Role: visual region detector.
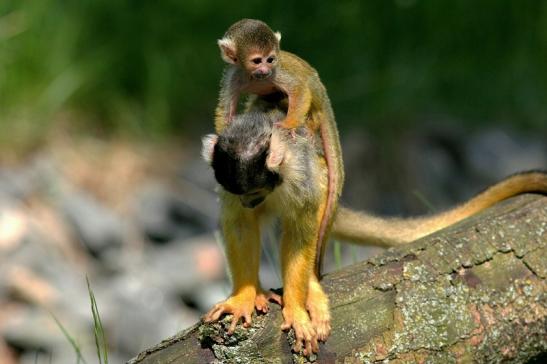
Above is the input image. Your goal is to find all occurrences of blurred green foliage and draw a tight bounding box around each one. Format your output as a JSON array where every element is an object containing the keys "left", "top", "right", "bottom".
[{"left": 1, "top": 0, "right": 546, "bottom": 141}]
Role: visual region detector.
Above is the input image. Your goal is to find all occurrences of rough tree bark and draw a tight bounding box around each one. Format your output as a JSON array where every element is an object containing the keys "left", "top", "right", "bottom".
[{"left": 128, "top": 194, "right": 547, "bottom": 364}]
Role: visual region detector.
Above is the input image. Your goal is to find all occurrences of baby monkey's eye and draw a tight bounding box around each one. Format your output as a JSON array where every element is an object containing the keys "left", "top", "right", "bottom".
[
  {"left": 267, "top": 56, "right": 275, "bottom": 63},
  {"left": 252, "top": 57, "right": 262, "bottom": 64}
]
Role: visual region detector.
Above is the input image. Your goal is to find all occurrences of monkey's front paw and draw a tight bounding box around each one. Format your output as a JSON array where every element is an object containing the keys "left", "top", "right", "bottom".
[
  {"left": 281, "top": 307, "right": 318, "bottom": 356},
  {"left": 203, "top": 294, "right": 255, "bottom": 334},
  {"left": 275, "top": 117, "right": 298, "bottom": 130},
  {"left": 255, "top": 289, "right": 283, "bottom": 313},
  {"left": 274, "top": 123, "right": 298, "bottom": 140}
]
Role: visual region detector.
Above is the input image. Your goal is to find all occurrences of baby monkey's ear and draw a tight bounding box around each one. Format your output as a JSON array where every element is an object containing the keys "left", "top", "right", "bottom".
[
  {"left": 274, "top": 31, "right": 281, "bottom": 42},
  {"left": 201, "top": 134, "right": 218, "bottom": 164},
  {"left": 266, "top": 132, "right": 285, "bottom": 172},
  {"left": 217, "top": 37, "right": 237, "bottom": 64}
]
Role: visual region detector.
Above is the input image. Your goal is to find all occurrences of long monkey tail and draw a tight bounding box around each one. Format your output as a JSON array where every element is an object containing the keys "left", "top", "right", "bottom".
[
  {"left": 314, "top": 105, "right": 345, "bottom": 277},
  {"left": 331, "top": 170, "right": 547, "bottom": 247}
]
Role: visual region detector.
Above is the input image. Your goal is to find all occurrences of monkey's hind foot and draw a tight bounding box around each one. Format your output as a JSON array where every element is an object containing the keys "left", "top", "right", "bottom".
[
  {"left": 306, "top": 282, "right": 331, "bottom": 342},
  {"left": 255, "top": 289, "right": 283, "bottom": 313},
  {"left": 203, "top": 293, "right": 256, "bottom": 334},
  {"left": 306, "top": 300, "right": 331, "bottom": 342},
  {"left": 281, "top": 306, "right": 319, "bottom": 356}
]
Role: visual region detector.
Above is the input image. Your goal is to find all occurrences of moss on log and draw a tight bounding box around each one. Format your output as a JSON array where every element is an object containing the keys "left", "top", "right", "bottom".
[{"left": 128, "top": 194, "right": 547, "bottom": 364}]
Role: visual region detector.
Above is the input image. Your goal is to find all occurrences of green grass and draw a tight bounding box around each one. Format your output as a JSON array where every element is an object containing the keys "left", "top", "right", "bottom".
[
  {"left": 333, "top": 240, "right": 342, "bottom": 270},
  {"left": 412, "top": 190, "right": 437, "bottom": 213},
  {"left": 350, "top": 245, "right": 358, "bottom": 265},
  {"left": 50, "top": 276, "right": 109, "bottom": 364},
  {"left": 50, "top": 312, "right": 88, "bottom": 364},
  {"left": 86, "top": 276, "right": 109, "bottom": 364}
]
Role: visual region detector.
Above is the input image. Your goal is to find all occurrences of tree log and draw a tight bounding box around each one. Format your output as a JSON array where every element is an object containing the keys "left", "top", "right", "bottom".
[{"left": 128, "top": 194, "right": 547, "bottom": 364}]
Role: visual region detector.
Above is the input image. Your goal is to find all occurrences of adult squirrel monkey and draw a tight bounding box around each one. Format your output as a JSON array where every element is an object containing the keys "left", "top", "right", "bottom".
[
  {"left": 202, "top": 107, "right": 547, "bottom": 355},
  {"left": 203, "top": 108, "right": 332, "bottom": 355},
  {"left": 215, "top": 18, "right": 343, "bottom": 276}
]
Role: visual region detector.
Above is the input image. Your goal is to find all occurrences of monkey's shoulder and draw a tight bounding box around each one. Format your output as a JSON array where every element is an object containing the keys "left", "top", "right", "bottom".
[{"left": 279, "top": 50, "right": 318, "bottom": 76}]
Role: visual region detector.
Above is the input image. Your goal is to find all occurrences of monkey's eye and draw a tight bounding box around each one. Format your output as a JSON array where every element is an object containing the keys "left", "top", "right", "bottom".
[
  {"left": 251, "top": 57, "right": 262, "bottom": 65},
  {"left": 267, "top": 56, "right": 275, "bottom": 63}
]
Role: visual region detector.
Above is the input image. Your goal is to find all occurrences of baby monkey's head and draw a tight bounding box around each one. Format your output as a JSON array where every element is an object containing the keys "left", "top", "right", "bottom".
[
  {"left": 218, "top": 19, "right": 281, "bottom": 80},
  {"left": 202, "top": 111, "right": 286, "bottom": 208}
]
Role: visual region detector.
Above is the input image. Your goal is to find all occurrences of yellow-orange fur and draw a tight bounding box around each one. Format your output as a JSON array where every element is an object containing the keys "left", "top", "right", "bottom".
[
  {"left": 214, "top": 19, "right": 344, "bottom": 278},
  {"left": 332, "top": 171, "right": 547, "bottom": 247},
  {"left": 204, "top": 109, "right": 331, "bottom": 354},
  {"left": 203, "top": 105, "right": 547, "bottom": 356}
]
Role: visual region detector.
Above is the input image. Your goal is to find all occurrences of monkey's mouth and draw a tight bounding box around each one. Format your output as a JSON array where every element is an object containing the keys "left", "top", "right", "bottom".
[
  {"left": 252, "top": 71, "right": 272, "bottom": 80},
  {"left": 241, "top": 196, "right": 265, "bottom": 208}
]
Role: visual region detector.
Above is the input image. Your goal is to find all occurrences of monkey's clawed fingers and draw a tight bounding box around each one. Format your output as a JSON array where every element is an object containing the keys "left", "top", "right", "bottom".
[
  {"left": 281, "top": 307, "right": 319, "bottom": 356},
  {"left": 312, "top": 317, "right": 331, "bottom": 342},
  {"left": 203, "top": 297, "right": 254, "bottom": 334},
  {"left": 306, "top": 302, "right": 331, "bottom": 342},
  {"left": 255, "top": 289, "right": 283, "bottom": 313},
  {"left": 273, "top": 122, "right": 298, "bottom": 140},
  {"left": 288, "top": 128, "right": 297, "bottom": 139}
]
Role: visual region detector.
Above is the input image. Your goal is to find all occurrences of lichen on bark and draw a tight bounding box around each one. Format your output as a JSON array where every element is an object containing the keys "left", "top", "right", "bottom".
[{"left": 128, "top": 194, "right": 547, "bottom": 364}]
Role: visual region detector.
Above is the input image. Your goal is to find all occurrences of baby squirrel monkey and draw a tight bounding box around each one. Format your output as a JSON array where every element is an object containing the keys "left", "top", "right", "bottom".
[
  {"left": 202, "top": 106, "right": 547, "bottom": 355},
  {"left": 215, "top": 18, "right": 343, "bottom": 275}
]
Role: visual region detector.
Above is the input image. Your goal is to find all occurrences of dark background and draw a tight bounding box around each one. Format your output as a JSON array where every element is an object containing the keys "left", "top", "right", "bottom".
[{"left": 1, "top": 0, "right": 546, "bottom": 142}]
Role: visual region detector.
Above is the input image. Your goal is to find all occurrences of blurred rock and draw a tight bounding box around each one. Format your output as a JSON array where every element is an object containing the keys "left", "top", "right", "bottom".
[
  {"left": 189, "top": 282, "right": 229, "bottom": 313},
  {"left": 169, "top": 195, "right": 215, "bottom": 234},
  {"left": 135, "top": 183, "right": 213, "bottom": 244},
  {"left": 0, "top": 127, "right": 544, "bottom": 364},
  {"left": 1, "top": 228, "right": 85, "bottom": 292},
  {"left": 0, "top": 168, "right": 34, "bottom": 201},
  {"left": 0, "top": 338, "right": 17, "bottom": 364},
  {"left": 140, "top": 234, "right": 224, "bottom": 295},
  {"left": 61, "top": 190, "right": 124, "bottom": 260},
  {"left": 465, "top": 128, "right": 547, "bottom": 181},
  {"left": 178, "top": 156, "right": 217, "bottom": 192},
  {"left": 0, "top": 206, "right": 27, "bottom": 252},
  {"left": 0, "top": 154, "right": 64, "bottom": 202},
  {"left": 93, "top": 273, "right": 199, "bottom": 357},
  {"left": 19, "top": 349, "right": 126, "bottom": 364},
  {"left": 177, "top": 155, "right": 221, "bottom": 222},
  {"left": 1, "top": 307, "right": 64, "bottom": 353},
  {"left": 5, "top": 266, "right": 58, "bottom": 307}
]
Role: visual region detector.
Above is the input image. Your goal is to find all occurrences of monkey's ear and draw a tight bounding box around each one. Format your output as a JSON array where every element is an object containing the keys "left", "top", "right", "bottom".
[
  {"left": 217, "top": 38, "right": 237, "bottom": 64},
  {"left": 266, "top": 132, "right": 285, "bottom": 172},
  {"left": 274, "top": 31, "right": 282, "bottom": 42},
  {"left": 201, "top": 134, "right": 218, "bottom": 164}
]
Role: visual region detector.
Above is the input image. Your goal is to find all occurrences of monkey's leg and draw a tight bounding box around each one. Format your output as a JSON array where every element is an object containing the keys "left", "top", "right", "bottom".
[
  {"left": 203, "top": 198, "right": 261, "bottom": 333},
  {"left": 306, "top": 274, "right": 331, "bottom": 341},
  {"left": 278, "top": 86, "right": 312, "bottom": 130},
  {"left": 280, "top": 216, "right": 320, "bottom": 355}
]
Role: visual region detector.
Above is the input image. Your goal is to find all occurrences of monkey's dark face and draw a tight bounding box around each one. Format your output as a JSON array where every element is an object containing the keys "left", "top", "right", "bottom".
[
  {"left": 244, "top": 48, "right": 278, "bottom": 80},
  {"left": 212, "top": 134, "right": 282, "bottom": 208}
]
